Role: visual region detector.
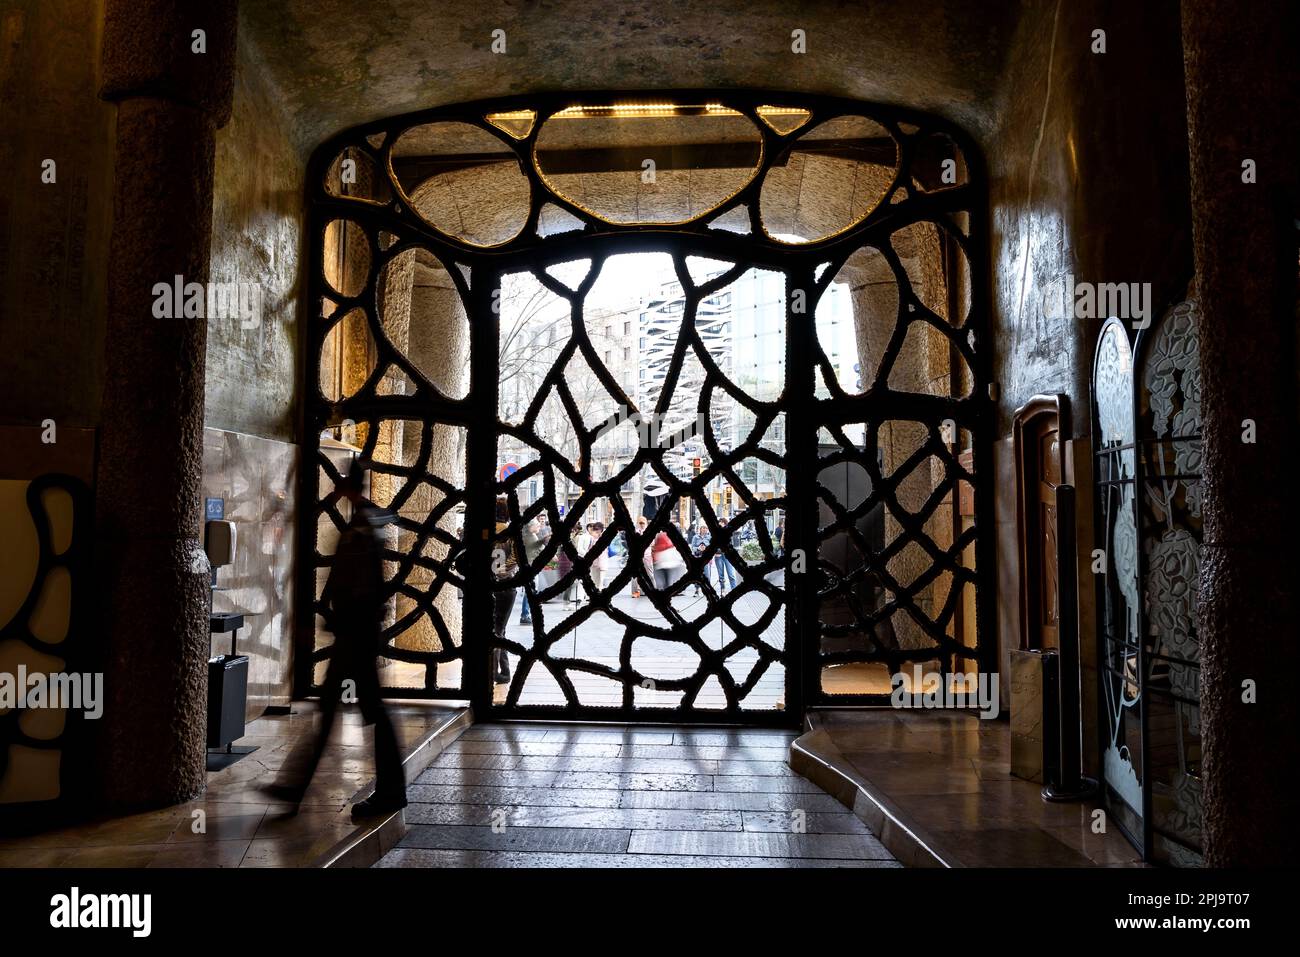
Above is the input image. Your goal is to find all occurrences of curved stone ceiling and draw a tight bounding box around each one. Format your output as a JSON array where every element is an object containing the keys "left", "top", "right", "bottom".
[{"left": 240, "top": 0, "right": 1020, "bottom": 156}]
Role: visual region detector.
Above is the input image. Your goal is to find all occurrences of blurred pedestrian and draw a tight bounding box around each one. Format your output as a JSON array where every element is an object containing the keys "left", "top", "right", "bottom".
[
  {"left": 587, "top": 521, "right": 609, "bottom": 593},
  {"left": 650, "top": 526, "right": 686, "bottom": 591},
  {"left": 265, "top": 459, "right": 405, "bottom": 820},
  {"left": 690, "top": 521, "right": 712, "bottom": 595},
  {"left": 563, "top": 524, "right": 590, "bottom": 606},
  {"left": 631, "top": 516, "right": 649, "bottom": 597},
  {"left": 491, "top": 496, "right": 519, "bottom": 683},
  {"left": 519, "top": 515, "right": 550, "bottom": 624},
  {"left": 712, "top": 523, "right": 739, "bottom": 593}
]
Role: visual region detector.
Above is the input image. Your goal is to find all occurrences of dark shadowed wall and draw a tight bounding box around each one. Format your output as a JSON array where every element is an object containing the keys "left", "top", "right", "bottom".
[
  {"left": 202, "top": 26, "right": 305, "bottom": 716},
  {"left": 987, "top": 0, "right": 1193, "bottom": 772},
  {"left": 0, "top": 0, "right": 115, "bottom": 430}
]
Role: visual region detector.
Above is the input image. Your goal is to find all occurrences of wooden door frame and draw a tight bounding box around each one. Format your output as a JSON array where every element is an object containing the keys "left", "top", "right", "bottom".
[{"left": 1012, "top": 393, "right": 1071, "bottom": 651}]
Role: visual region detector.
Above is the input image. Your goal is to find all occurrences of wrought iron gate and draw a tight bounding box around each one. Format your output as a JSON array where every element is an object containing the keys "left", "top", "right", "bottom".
[
  {"left": 297, "top": 91, "right": 993, "bottom": 724},
  {"left": 1093, "top": 298, "right": 1204, "bottom": 864}
]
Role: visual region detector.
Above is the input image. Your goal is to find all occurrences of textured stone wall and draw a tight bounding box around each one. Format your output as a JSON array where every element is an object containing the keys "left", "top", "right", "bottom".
[
  {"left": 987, "top": 0, "right": 1194, "bottom": 766},
  {"left": 201, "top": 427, "right": 296, "bottom": 719},
  {"left": 990, "top": 0, "right": 1193, "bottom": 433},
  {"left": 94, "top": 0, "right": 238, "bottom": 808},
  {"left": 0, "top": 0, "right": 115, "bottom": 428},
  {"left": 202, "top": 23, "right": 304, "bottom": 720},
  {"left": 241, "top": 0, "right": 1020, "bottom": 158},
  {"left": 206, "top": 30, "right": 303, "bottom": 441},
  {"left": 1182, "top": 0, "right": 1300, "bottom": 866}
]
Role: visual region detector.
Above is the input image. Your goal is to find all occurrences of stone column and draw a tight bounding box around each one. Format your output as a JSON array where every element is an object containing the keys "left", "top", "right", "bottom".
[
  {"left": 1181, "top": 0, "right": 1300, "bottom": 865},
  {"left": 94, "top": 1, "right": 238, "bottom": 807},
  {"left": 394, "top": 263, "right": 470, "bottom": 652},
  {"left": 846, "top": 229, "right": 954, "bottom": 653}
]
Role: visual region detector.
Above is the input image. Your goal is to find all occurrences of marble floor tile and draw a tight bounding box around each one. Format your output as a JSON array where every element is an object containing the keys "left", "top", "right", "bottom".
[
  {"left": 148, "top": 841, "right": 251, "bottom": 868},
  {"left": 1, "top": 703, "right": 465, "bottom": 869},
  {"left": 808, "top": 710, "right": 1143, "bottom": 867},
  {"left": 376, "top": 722, "right": 895, "bottom": 869},
  {"left": 377, "top": 848, "right": 896, "bottom": 868}
]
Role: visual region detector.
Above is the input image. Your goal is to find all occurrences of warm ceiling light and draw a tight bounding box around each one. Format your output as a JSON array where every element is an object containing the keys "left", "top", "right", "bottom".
[{"left": 549, "top": 102, "right": 739, "bottom": 119}]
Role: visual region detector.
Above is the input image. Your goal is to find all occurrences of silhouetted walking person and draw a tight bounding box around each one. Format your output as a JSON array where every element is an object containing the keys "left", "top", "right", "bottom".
[
  {"left": 267, "top": 459, "right": 406, "bottom": 820},
  {"left": 492, "top": 496, "right": 519, "bottom": 683}
]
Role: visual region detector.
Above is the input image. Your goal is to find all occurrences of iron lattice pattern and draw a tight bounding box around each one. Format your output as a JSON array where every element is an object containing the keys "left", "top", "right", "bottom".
[
  {"left": 0, "top": 475, "right": 91, "bottom": 816},
  {"left": 301, "top": 91, "right": 991, "bottom": 719}
]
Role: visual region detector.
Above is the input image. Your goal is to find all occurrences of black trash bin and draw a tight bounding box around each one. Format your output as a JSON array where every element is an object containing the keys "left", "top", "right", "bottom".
[
  {"left": 207, "top": 612, "right": 252, "bottom": 763},
  {"left": 207, "top": 652, "right": 249, "bottom": 748}
]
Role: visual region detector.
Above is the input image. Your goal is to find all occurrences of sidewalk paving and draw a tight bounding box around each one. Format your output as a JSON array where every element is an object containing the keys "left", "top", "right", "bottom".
[{"left": 500, "top": 567, "right": 787, "bottom": 709}]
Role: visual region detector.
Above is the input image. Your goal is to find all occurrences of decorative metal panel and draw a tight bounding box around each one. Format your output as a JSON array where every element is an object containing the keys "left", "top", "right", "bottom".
[
  {"left": 0, "top": 474, "right": 92, "bottom": 820},
  {"left": 1137, "top": 295, "right": 1203, "bottom": 865},
  {"left": 1094, "top": 293, "right": 1204, "bottom": 865},
  {"left": 298, "top": 91, "right": 992, "bottom": 723},
  {"left": 1094, "top": 318, "right": 1145, "bottom": 845}
]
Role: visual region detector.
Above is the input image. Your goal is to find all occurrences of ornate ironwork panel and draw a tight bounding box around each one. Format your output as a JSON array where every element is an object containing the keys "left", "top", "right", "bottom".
[
  {"left": 0, "top": 474, "right": 93, "bottom": 824},
  {"left": 298, "top": 91, "right": 993, "bottom": 723},
  {"left": 1093, "top": 294, "right": 1204, "bottom": 864},
  {"left": 1136, "top": 295, "right": 1204, "bottom": 865},
  {"left": 1093, "top": 318, "right": 1146, "bottom": 848}
]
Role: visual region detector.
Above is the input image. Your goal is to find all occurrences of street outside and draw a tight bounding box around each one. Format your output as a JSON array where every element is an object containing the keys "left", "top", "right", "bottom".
[{"left": 499, "top": 559, "right": 787, "bottom": 710}]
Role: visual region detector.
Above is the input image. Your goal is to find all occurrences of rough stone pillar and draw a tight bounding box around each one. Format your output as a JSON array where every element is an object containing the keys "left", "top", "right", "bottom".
[
  {"left": 94, "top": 1, "right": 238, "bottom": 807},
  {"left": 371, "top": 249, "right": 414, "bottom": 511},
  {"left": 1181, "top": 0, "right": 1300, "bottom": 865},
  {"left": 847, "top": 232, "right": 954, "bottom": 652},
  {"left": 393, "top": 263, "right": 470, "bottom": 652}
]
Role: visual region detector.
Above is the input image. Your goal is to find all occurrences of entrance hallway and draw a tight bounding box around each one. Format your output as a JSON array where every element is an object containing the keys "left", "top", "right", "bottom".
[
  {"left": 5, "top": 0, "right": 1298, "bottom": 876},
  {"left": 377, "top": 724, "right": 898, "bottom": 867}
]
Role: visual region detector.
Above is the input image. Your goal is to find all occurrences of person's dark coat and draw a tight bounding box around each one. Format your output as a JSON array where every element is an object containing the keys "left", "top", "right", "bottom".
[{"left": 322, "top": 504, "right": 391, "bottom": 650}]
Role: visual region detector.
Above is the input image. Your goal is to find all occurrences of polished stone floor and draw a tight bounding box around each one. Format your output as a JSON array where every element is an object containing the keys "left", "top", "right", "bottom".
[
  {"left": 801, "top": 710, "right": 1145, "bottom": 867},
  {"left": 376, "top": 722, "right": 900, "bottom": 868},
  {"left": 0, "top": 702, "right": 461, "bottom": 868}
]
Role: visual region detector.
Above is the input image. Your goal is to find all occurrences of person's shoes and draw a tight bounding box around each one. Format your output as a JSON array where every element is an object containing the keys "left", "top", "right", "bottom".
[
  {"left": 494, "top": 649, "right": 512, "bottom": 684},
  {"left": 351, "top": 793, "right": 407, "bottom": 821}
]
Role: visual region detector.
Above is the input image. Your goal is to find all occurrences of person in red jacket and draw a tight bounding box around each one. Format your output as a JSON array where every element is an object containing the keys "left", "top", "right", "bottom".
[{"left": 649, "top": 523, "right": 686, "bottom": 591}]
